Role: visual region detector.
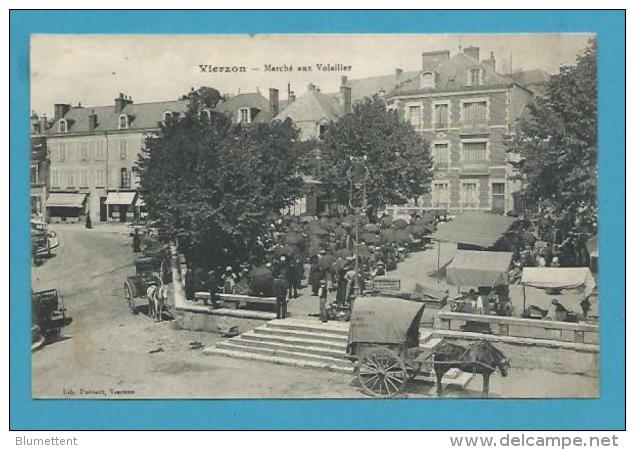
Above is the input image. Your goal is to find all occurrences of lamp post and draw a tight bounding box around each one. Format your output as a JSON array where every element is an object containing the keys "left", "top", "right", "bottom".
[{"left": 347, "top": 155, "right": 369, "bottom": 295}]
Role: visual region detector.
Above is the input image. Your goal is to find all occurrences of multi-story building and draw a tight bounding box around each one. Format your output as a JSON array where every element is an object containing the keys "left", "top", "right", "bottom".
[
  {"left": 386, "top": 46, "right": 535, "bottom": 214},
  {"left": 45, "top": 93, "right": 189, "bottom": 223},
  {"left": 30, "top": 113, "right": 50, "bottom": 219}
]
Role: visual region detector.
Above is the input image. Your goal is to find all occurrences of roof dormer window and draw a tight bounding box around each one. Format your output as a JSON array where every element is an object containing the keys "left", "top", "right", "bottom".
[
  {"left": 199, "top": 109, "right": 212, "bottom": 123},
  {"left": 421, "top": 71, "right": 436, "bottom": 89},
  {"left": 58, "top": 119, "right": 68, "bottom": 133},
  {"left": 468, "top": 68, "right": 483, "bottom": 86},
  {"left": 163, "top": 111, "right": 173, "bottom": 122},
  {"left": 118, "top": 114, "right": 129, "bottom": 130},
  {"left": 238, "top": 107, "right": 251, "bottom": 124}
]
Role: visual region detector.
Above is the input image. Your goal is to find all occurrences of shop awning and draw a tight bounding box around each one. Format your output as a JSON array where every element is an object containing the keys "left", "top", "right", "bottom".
[
  {"left": 46, "top": 192, "right": 87, "bottom": 208},
  {"left": 446, "top": 250, "right": 513, "bottom": 287},
  {"left": 430, "top": 211, "right": 517, "bottom": 248},
  {"left": 521, "top": 267, "right": 596, "bottom": 297},
  {"left": 105, "top": 192, "right": 137, "bottom": 206}
]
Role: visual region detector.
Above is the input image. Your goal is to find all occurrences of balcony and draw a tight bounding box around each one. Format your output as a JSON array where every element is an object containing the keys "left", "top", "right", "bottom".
[
  {"left": 460, "top": 162, "right": 490, "bottom": 175},
  {"left": 460, "top": 122, "right": 490, "bottom": 136}
]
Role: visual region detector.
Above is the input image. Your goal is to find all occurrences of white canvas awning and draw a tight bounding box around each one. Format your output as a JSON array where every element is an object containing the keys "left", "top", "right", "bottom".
[
  {"left": 46, "top": 192, "right": 87, "bottom": 208},
  {"left": 521, "top": 267, "right": 596, "bottom": 298},
  {"left": 105, "top": 192, "right": 137, "bottom": 206}
]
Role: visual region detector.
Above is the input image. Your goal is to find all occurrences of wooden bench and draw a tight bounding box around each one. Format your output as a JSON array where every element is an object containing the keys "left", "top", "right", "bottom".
[
  {"left": 216, "top": 293, "right": 277, "bottom": 310},
  {"left": 437, "top": 311, "right": 599, "bottom": 344}
]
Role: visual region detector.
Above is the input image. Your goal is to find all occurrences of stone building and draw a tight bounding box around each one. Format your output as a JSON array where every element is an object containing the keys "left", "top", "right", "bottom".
[{"left": 44, "top": 93, "right": 189, "bottom": 223}]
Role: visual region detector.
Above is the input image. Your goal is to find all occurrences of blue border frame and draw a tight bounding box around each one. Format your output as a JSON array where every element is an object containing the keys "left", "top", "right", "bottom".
[{"left": 10, "top": 10, "right": 625, "bottom": 430}]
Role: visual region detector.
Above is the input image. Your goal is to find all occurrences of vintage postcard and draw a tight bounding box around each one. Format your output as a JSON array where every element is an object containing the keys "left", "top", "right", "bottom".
[{"left": 29, "top": 33, "right": 600, "bottom": 401}]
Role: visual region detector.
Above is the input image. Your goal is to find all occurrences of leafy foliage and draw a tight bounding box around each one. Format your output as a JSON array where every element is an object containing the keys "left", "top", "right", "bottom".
[
  {"left": 136, "top": 111, "right": 304, "bottom": 268},
  {"left": 317, "top": 96, "right": 433, "bottom": 216},
  {"left": 507, "top": 39, "right": 597, "bottom": 235}
]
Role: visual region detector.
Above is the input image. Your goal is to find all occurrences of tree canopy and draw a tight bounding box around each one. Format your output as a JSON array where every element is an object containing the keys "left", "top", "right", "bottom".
[
  {"left": 317, "top": 96, "right": 433, "bottom": 217},
  {"left": 507, "top": 39, "right": 597, "bottom": 236},
  {"left": 136, "top": 111, "right": 304, "bottom": 268}
]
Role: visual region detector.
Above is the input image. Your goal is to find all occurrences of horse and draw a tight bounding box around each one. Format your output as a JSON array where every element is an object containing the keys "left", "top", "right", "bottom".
[
  {"left": 432, "top": 339, "right": 510, "bottom": 398},
  {"left": 147, "top": 282, "right": 169, "bottom": 322}
]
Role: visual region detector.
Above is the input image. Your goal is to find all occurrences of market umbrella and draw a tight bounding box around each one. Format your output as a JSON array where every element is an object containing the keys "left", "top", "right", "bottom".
[
  {"left": 335, "top": 248, "right": 353, "bottom": 258},
  {"left": 284, "top": 231, "right": 305, "bottom": 246},
  {"left": 355, "top": 243, "right": 372, "bottom": 259},
  {"left": 333, "top": 226, "right": 348, "bottom": 238},
  {"left": 317, "top": 254, "right": 337, "bottom": 270},
  {"left": 318, "top": 211, "right": 330, "bottom": 217},
  {"left": 308, "top": 241, "right": 322, "bottom": 257},
  {"left": 363, "top": 223, "right": 380, "bottom": 233},
  {"left": 274, "top": 244, "right": 298, "bottom": 257},
  {"left": 360, "top": 232, "right": 381, "bottom": 244},
  {"left": 380, "top": 229, "right": 398, "bottom": 244},
  {"left": 392, "top": 218, "right": 409, "bottom": 230},
  {"left": 300, "top": 216, "right": 316, "bottom": 223},
  {"left": 306, "top": 225, "right": 328, "bottom": 236},
  {"left": 395, "top": 230, "right": 411, "bottom": 244},
  {"left": 380, "top": 215, "right": 393, "bottom": 228}
]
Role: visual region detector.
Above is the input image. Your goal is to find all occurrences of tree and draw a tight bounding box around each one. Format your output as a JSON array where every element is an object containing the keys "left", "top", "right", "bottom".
[
  {"left": 507, "top": 39, "right": 597, "bottom": 237},
  {"left": 180, "top": 86, "right": 224, "bottom": 109},
  {"left": 136, "top": 111, "right": 304, "bottom": 269},
  {"left": 317, "top": 96, "right": 433, "bottom": 218}
]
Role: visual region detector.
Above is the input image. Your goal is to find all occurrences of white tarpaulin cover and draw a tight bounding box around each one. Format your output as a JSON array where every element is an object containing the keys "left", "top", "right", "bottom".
[
  {"left": 446, "top": 250, "right": 513, "bottom": 287},
  {"left": 521, "top": 267, "right": 596, "bottom": 298},
  {"left": 105, "top": 192, "right": 137, "bottom": 205}
]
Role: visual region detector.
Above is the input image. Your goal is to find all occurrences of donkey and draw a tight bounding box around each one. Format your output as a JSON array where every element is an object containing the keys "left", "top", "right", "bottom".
[
  {"left": 146, "top": 282, "right": 169, "bottom": 322},
  {"left": 432, "top": 339, "right": 510, "bottom": 398}
]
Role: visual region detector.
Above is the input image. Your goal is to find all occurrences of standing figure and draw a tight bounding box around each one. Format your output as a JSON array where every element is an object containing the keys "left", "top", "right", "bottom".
[
  {"left": 318, "top": 279, "right": 329, "bottom": 323},
  {"left": 132, "top": 228, "right": 141, "bottom": 253},
  {"left": 309, "top": 256, "right": 323, "bottom": 296},
  {"left": 222, "top": 266, "right": 237, "bottom": 294},
  {"left": 273, "top": 275, "right": 288, "bottom": 319},
  {"left": 335, "top": 264, "right": 349, "bottom": 305},
  {"left": 580, "top": 297, "right": 591, "bottom": 322}
]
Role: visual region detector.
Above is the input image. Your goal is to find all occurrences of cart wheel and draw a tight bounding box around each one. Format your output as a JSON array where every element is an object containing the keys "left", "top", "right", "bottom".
[
  {"left": 124, "top": 284, "right": 137, "bottom": 314},
  {"left": 357, "top": 348, "right": 407, "bottom": 398}
]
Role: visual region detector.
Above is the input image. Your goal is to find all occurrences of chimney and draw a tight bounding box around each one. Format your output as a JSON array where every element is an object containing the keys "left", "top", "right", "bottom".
[
  {"left": 341, "top": 75, "right": 348, "bottom": 86},
  {"left": 289, "top": 91, "right": 296, "bottom": 104},
  {"left": 307, "top": 83, "right": 317, "bottom": 92},
  {"left": 114, "top": 93, "right": 133, "bottom": 113},
  {"left": 187, "top": 87, "right": 200, "bottom": 112},
  {"left": 88, "top": 110, "right": 98, "bottom": 131},
  {"left": 463, "top": 45, "right": 480, "bottom": 61},
  {"left": 483, "top": 51, "right": 496, "bottom": 71},
  {"left": 53, "top": 103, "right": 71, "bottom": 121},
  {"left": 269, "top": 88, "right": 279, "bottom": 117},
  {"left": 39, "top": 114, "right": 48, "bottom": 134},
  {"left": 395, "top": 68, "right": 403, "bottom": 87},
  {"left": 339, "top": 84, "right": 352, "bottom": 115},
  {"left": 421, "top": 50, "right": 450, "bottom": 71}
]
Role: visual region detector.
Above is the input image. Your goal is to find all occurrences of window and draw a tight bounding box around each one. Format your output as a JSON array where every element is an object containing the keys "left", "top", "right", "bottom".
[
  {"left": 120, "top": 168, "right": 131, "bottom": 188},
  {"left": 461, "top": 181, "right": 478, "bottom": 208},
  {"left": 51, "top": 169, "right": 59, "bottom": 188},
  {"left": 31, "top": 165, "right": 39, "bottom": 184},
  {"left": 80, "top": 141, "right": 89, "bottom": 161},
  {"left": 118, "top": 114, "right": 129, "bottom": 129},
  {"left": 492, "top": 182, "right": 505, "bottom": 213},
  {"left": 119, "top": 139, "right": 128, "bottom": 160},
  {"left": 80, "top": 169, "right": 89, "bottom": 188},
  {"left": 95, "top": 169, "right": 105, "bottom": 188},
  {"left": 318, "top": 123, "right": 328, "bottom": 140},
  {"left": 463, "top": 101, "right": 487, "bottom": 125},
  {"left": 433, "top": 103, "right": 449, "bottom": 129},
  {"left": 432, "top": 181, "right": 450, "bottom": 207},
  {"left": 462, "top": 141, "right": 487, "bottom": 162},
  {"left": 433, "top": 143, "right": 450, "bottom": 169},
  {"left": 199, "top": 109, "right": 212, "bottom": 123},
  {"left": 421, "top": 72, "right": 435, "bottom": 88},
  {"left": 66, "top": 169, "right": 76, "bottom": 188},
  {"left": 58, "top": 143, "right": 67, "bottom": 162},
  {"left": 238, "top": 107, "right": 251, "bottom": 124},
  {"left": 58, "top": 119, "right": 67, "bottom": 133},
  {"left": 468, "top": 68, "right": 482, "bottom": 86},
  {"left": 95, "top": 141, "right": 105, "bottom": 160},
  {"left": 163, "top": 111, "right": 173, "bottom": 122},
  {"left": 407, "top": 105, "right": 421, "bottom": 129}
]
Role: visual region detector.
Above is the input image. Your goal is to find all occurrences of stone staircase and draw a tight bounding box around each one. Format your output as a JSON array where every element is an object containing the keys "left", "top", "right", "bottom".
[{"left": 203, "top": 318, "right": 472, "bottom": 389}]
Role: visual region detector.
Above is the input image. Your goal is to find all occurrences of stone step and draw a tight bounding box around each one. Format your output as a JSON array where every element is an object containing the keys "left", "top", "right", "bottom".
[
  {"left": 223, "top": 336, "right": 349, "bottom": 359},
  {"left": 205, "top": 347, "right": 354, "bottom": 374},
  {"left": 252, "top": 326, "right": 349, "bottom": 344},
  {"left": 240, "top": 331, "right": 348, "bottom": 351},
  {"left": 266, "top": 319, "right": 350, "bottom": 337},
  {"left": 216, "top": 341, "right": 353, "bottom": 367}
]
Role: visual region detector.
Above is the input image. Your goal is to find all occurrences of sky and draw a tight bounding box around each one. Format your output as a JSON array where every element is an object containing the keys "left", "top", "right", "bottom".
[{"left": 30, "top": 33, "right": 593, "bottom": 117}]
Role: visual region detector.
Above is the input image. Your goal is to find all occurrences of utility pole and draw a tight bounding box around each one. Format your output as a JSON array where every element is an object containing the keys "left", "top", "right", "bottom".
[{"left": 347, "top": 155, "right": 369, "bottom": 295}]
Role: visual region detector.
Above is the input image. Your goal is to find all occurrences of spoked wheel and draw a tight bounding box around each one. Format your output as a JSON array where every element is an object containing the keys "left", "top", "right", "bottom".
[
  {"left": 124, "top": 283, "right": 137, "bottom": 314},
  {"left": 356, "top": 348, "right": 407, "bottom": 398}
]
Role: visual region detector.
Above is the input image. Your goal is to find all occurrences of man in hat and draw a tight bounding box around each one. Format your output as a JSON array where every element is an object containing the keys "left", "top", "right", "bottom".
[
  {"left": 318, "top": 279, "right": 329, "bottom": 323},
  {"left": 272, "top": 275, "right": 288, "bottom": 319}
]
